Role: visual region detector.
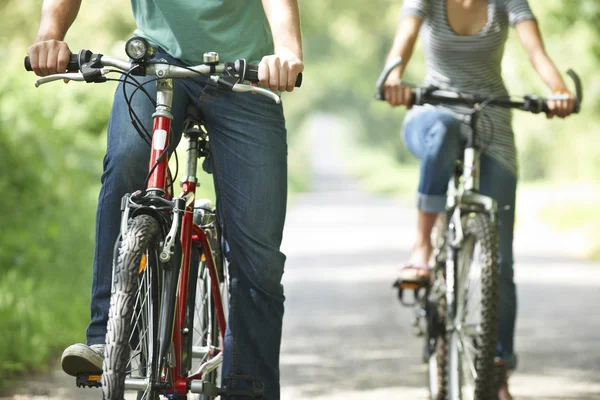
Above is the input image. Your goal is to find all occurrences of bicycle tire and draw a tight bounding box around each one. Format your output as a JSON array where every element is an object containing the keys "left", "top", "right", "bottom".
[
  {"left": 427, "top": 213, "right": 448, "bottom": 400},
  {"left": 446, "top": 213, "right": 499, "bottom": 400},
  {"left": 103, "top": 214, "right": 162, "bottom": 400}
]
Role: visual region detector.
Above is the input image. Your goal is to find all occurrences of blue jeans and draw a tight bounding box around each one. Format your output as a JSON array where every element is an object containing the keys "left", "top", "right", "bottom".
[
  {"left": 404, "top": 109, "right": 518, "bottom": 370},
  {"left": 86, "top": 51, "right": 287, "bottom": 399}
]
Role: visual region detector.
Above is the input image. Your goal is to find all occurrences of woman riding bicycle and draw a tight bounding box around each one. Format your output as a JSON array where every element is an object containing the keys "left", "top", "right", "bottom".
[{"left": 383, "top": 0, "right": 575, "bottom": 398}]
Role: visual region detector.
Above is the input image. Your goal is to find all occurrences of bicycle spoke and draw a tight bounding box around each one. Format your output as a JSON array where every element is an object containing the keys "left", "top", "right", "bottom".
[{"left": 459, "top": 330, "right": 479, "bottom": 380}]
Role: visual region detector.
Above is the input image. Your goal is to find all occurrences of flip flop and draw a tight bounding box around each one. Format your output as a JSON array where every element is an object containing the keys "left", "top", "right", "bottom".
[{"left": 397, "top": 263, "right": 431, "bottom": 283}]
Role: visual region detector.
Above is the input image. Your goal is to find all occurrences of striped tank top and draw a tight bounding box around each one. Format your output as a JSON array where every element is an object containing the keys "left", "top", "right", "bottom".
[{"left": 401, "top": 0, "right": 536, "bottom": 176}]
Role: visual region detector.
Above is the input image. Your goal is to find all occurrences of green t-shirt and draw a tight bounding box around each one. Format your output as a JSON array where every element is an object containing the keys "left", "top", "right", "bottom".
[{"left": 131, "top": 0, "right": 274, "bottom": 65}]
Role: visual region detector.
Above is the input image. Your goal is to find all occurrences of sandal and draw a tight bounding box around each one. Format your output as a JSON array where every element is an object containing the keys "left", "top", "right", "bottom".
[
  {"left": 396, "top": 263, "right": 432, "bottom": 284},
  {"left": 494, "top": 360, "right": 514, "bottom": 400}
]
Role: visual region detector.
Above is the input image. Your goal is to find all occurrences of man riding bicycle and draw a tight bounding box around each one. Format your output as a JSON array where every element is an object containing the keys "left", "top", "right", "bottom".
[{"left": 27, "top": 0, "right": 303, "bottom": 398}]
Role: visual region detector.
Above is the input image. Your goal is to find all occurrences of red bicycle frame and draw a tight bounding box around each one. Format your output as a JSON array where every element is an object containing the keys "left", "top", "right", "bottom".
[{"left": 148, "top": 77, "right": 227, "bottom": 396}]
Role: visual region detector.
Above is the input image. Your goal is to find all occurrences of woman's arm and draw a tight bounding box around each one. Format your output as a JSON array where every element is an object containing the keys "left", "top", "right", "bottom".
[
  {"left": 27, "top": 0, "right": 82, "bottom": 77},
  {"left": 514, "top": 20, "right": 575, "bottom": 118},
  {"left": 384, "top": 15, "right": 422, "bottom": 107},
  {"left": 260, "top": 0, "right": 304, "bottom": 92}
]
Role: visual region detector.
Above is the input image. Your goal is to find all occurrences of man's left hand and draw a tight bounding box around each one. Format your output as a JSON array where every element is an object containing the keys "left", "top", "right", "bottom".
[{"left": 258, "top": 49, "right": 304, "bottom": 92}]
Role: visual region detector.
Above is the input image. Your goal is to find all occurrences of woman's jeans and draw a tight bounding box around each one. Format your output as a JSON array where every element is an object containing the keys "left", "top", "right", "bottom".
[
  {"left": 404, "top": 108, "right": 518, "bottom": 369},
  {"left": 85, "top": 50, "right": 287, "bottom": 399}
]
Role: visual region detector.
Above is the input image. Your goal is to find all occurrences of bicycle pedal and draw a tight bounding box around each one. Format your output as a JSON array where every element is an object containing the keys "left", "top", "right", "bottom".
[
  {"left": 76, "top": 373, "right": 102, "bottom": 388},
  {"left": 392, "top": 278, "right": 428, "bottom": 307}
]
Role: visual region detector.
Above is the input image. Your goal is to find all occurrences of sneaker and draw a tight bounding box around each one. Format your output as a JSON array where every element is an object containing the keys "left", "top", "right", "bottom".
[{"left": 61, "top": 343, "right": 105, "bottom": 376}]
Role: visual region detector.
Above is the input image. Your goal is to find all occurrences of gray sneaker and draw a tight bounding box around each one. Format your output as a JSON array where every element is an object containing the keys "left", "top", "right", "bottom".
[{"left": 61, "top": 343, "right": 105, "bottom": 376}]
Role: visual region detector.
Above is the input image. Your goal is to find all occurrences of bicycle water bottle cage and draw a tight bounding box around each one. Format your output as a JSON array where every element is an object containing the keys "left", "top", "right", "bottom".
[
  {"left": 221, "top": 375, "right": 265, "bottom": 399},
  {"left": 392, "top": 278, "right": 428, "bottom": 307},
  {"left": 76, "top": 373, "right": 102, "bottom": 388}
]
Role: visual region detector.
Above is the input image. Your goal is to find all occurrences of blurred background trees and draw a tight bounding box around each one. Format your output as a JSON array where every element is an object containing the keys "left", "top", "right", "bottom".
[{"left": 1, "top": 0, "right": 598, "bottom": 386}]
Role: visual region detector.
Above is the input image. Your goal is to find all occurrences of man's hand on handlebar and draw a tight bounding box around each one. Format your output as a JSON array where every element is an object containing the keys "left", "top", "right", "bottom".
[
  {"left": 547, "top": 87, "right": 576, "bottom": 119},
  {"left": 27, "top": 39, "right": 72, "bottom": 78},
  {"left": 383, "top": 68, "right": 413, "bottom": 108},
  {"left": 258, "top": 48, "right": 304, "bottom": 93}
]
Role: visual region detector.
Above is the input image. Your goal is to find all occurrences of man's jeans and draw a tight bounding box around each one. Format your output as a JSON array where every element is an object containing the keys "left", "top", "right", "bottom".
[
  {"left": 404, "top": 108, "right": 518, "bottom": 369},
  {"left": 86, "top": 51, "right": 287, "bottom": 399}
]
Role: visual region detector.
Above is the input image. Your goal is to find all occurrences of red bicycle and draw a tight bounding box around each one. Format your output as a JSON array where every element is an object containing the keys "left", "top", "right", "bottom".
[{"left": 25, "top": 37, "right": 301, "bottom": 400}]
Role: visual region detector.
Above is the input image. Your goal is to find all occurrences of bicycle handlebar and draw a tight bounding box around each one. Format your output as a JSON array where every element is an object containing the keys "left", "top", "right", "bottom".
[
  {"left": 375, "top": 57, "right": 583, "bottom": 114},
  {"left": 24, "top": 49, "right": 302, "bottom": 103}
]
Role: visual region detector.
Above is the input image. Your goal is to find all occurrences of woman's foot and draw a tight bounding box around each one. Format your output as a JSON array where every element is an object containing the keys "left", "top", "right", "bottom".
[
  {"left": 495, "top": 361, "right": 514, "bottom": 400},
  {"left": 397, "top": 242, "right": 433, "bottom": 282}
]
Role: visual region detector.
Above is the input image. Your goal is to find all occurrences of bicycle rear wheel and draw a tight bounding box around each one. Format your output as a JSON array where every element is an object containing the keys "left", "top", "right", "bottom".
[
  {"left": 190, "top": 257, "right": 228, "bottom": 400},
  {"left": 447, "top": 213, "right": 499, "bottom": 400},
  {"left": 102, "top": 214, "right": 163, "bottom": 400},
  {"left": 186, "top": 211, "right": 229, "bottom": 400}
]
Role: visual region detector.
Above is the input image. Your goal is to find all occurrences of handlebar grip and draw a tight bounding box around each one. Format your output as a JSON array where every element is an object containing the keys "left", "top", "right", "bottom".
[
  {"left": 245, "top": 64, "right": 302, "bottom": 88},
  {"left": 24, "top": 54, "right": 80, "bottom": 72}
]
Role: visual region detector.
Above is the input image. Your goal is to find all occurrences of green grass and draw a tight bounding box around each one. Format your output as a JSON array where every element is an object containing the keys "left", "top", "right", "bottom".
[
  {"left": 531, "top": 182, "right": 600, "bottom": 260},
  {"left": 0, "top": 190, "right": 95, "bottom": 390}
]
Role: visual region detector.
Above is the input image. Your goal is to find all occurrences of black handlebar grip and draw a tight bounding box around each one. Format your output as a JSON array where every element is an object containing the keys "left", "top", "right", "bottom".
[
  {"left": 542, "top": 102, "right": 550, "bottom": 114},
  {"left": 245, "top": 64, "right": 302, "bottom": 88},
  {"left": 24, "top": 53, "right": 80, "bottom": 72},
  {"left": 24, "top": 56, "right": 33, "bottom": 71}
]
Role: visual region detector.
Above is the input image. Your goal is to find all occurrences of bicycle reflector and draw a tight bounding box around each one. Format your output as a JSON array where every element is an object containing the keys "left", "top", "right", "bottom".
[{"left": 125, "top": 37, "right": 154, "bottom": 61}]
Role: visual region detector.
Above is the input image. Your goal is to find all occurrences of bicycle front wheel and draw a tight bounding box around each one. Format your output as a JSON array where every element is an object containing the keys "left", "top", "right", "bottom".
[
  {"left": 102, "top": 214, "right": 163, "bottom": 400},
  {"left": 447, "top": 213, "right": 499, "bottom": 400}
]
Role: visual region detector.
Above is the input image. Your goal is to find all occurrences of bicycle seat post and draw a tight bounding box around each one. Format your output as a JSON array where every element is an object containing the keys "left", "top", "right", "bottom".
[{"left": 182, "top": 128, "right": 200, "bottom": 186}]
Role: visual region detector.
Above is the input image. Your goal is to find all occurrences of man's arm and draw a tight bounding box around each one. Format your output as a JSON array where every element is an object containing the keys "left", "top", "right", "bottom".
[
  {"left": 27, "top": 0, "right": 82, "bottom": 77},
  {"left": 260, "top": 0, "right": 304, "bottom": 92},
  {"left": 514, "top": 19, "right": 575, "bottom": 118}
]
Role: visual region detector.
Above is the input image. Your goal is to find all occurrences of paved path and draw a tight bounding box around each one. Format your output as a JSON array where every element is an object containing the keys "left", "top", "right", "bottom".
[{"left": 4, "top": 124, "right": 600, "bottom": 400}]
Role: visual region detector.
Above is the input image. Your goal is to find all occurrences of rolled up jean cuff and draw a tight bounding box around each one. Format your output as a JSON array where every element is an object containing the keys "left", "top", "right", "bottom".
[{"left": 416, "top": 193, "right": 446, "bottom": 213}]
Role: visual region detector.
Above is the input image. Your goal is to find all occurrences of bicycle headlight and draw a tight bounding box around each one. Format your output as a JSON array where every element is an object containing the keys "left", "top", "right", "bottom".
[{"left": 125, "top": 37, "right": 154, "bottom": 61}]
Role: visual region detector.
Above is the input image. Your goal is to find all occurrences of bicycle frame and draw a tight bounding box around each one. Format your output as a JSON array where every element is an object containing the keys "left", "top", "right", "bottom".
[{"left": 132, "top": 72, "right": 227, "bottom": 396}]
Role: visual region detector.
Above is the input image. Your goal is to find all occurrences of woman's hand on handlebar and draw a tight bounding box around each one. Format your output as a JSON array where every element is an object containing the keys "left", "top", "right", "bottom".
[
  {"left": 383, "top": 68, "right": 413, "bottom": 108},
  {"left": 27, "top": 39, "right": 72, "bottom": 77},
  {"left": 547, "top": 87, "right": 576, "bottom": 119}
]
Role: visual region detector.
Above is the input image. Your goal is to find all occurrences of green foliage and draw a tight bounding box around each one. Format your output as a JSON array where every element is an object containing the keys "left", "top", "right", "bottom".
[{"left": 0, "top": 0, "right": 133, "bottom": 385}]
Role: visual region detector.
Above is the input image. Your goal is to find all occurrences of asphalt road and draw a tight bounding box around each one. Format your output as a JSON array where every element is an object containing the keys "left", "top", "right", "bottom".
[
  {"left": 4, "top": 126, "right": 600, "bottom": 400},
  {"left": 278, "top": 128, "right": 600, "bottom": 400}
]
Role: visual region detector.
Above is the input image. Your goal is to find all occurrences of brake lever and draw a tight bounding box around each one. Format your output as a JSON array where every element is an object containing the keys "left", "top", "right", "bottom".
[
  {"left": 34, "top": 73, "right": 86, "bottom": 87},
  {"left": 374, "top": 57, "right": 403, "bottom": 100},
  {"left": 566, "top": 69, "right": 583, "bottom": 113},
  {"left": 34, "top": 68, "right": 111, "bottom": 87},
  {"left": 232, "top": 84, "right": 281, "bottom": 104}
]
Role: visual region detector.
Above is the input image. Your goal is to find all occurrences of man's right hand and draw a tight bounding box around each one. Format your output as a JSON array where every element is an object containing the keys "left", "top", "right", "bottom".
[
  {"left": 27, "top": 39, "right": 72, "bottom": 77},
  {"left": 383, "top": 68, "right": 413, "bottom": 108}
]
